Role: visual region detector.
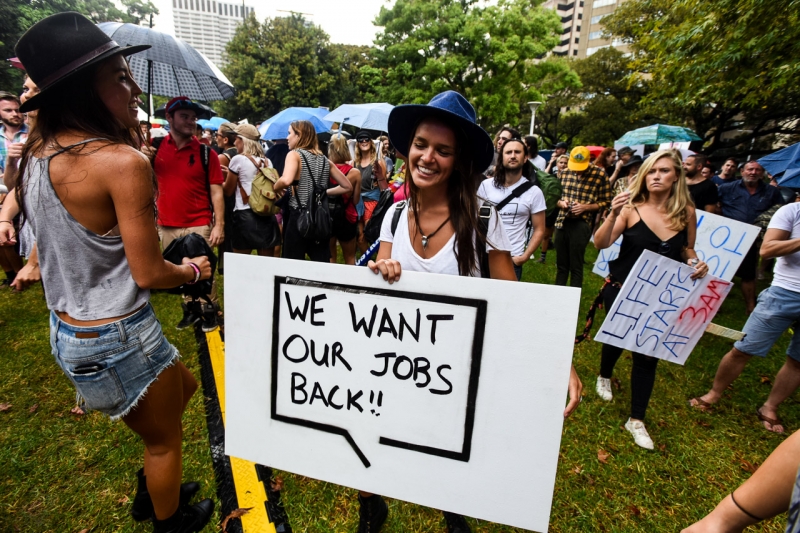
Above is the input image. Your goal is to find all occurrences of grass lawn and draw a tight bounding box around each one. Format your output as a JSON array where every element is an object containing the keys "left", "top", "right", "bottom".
[{"left": 0, "top": 247, "right": 795, "bottom": 532}]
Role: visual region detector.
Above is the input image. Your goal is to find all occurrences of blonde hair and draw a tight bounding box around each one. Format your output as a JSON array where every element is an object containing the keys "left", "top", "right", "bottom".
[
  {"left": 328, "top": 133, "right": 351, "bottom": 164},
  {"left": 239, "top": 136, "right": 263, "bottom": 158},
  {"left": 627, "top": 149, "right": 694, "bottom": 231},
  {"left": 557, "top": 154, "right": 569, "bottom": 163},
  {"left": 355, "top": 136, "right": 377, "bottom": 165}
]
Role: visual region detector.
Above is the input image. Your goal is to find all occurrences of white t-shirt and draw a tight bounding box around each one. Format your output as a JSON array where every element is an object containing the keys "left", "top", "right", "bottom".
[
  {"left": 228, "top": 154, "right": 272, "bottom": 211},
  {"left": 768, "top": 202, "right": 800, "bottom": 293},
  {"left": 379, "top": 202, "right": 512, "bottom": 277},
  {"left": 530, "top": 155, "right": 547, "bottom": 171},
  {"left": 477, "top": 177, "right": 546, "bottom": 256}
]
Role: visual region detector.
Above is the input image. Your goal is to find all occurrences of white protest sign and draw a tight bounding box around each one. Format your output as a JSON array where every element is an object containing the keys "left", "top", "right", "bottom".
[
  {"left": 592, "top": 210, "right": 760, "bottom": 281},
  {"left": 224, "top": 255, "right": 581, "bottom": 532},
  {"left": 594, "top": 250, "right": 733, "bottom": 365}
]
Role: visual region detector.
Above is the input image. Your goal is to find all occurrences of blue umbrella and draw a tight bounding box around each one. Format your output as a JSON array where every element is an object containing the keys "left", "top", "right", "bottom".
[
  {"left": 208, "top": 117, "right": 229, "bottom": 129},
  {"left": 197, "top": 119, "right": 216, "bottom": 130},
  {"left": 258, "top": 107, "right": 333, "bottom": 140},
  {"left": 616, "top": 124, "right": 702, "bottom": 145},
  {"left": 324, "top": 103, "right": 394, "bottom": 132},
  {"left": 761, "top": 142, "right": 800, "bottom": 187}
]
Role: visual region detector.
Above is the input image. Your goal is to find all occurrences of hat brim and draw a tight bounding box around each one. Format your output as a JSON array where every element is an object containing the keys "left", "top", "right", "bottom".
[
  {"left": 621, "top": 158, "right": 643, "bottom": 170},
  {"left": 19, "top": 44, "right": 150, "bottom": 113},
  {"left": 568, "top": 159, "right": 590, "bottom": 172},
  {"left": 388, "top": 104, "right": 494, "bottom": 174}
]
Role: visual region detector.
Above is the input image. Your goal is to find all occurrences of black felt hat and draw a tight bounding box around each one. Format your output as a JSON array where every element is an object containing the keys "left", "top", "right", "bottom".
[{"left": 15, "top": 12, "right": 150, "bottom": 113}]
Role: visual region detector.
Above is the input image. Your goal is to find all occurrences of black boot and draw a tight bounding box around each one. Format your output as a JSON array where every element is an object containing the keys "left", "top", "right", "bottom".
[
  {"left": 152, "top": 499, "right": 214, "bottom": 533},
  {"left": 357, "top": 494, "right": 388, "bottom": 533},
  {"left": 176, "top": 302, "right": 201, "bottom": 330},
  {"left": 443, "top": 511, "right": 471, "bottom": 533},
  {"left": 131, "top": 468, "right": 202, "bottom": 522}
]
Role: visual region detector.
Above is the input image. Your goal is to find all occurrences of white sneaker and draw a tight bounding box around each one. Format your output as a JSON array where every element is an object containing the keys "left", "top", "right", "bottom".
[
  {"left": 596, "top": 377, "right": 613, "bottom": 401},
  {"left": 625, "top": 418, "right": 654, "bottom": 450}
]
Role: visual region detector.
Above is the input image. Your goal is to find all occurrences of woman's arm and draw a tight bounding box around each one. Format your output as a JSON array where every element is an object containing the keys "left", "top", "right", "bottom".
[
  {"left": 513, "top": 211, "right": 546, "bottom": 265},
  {"left": 275, "top": 151, "right": 300, "bottom": 194},
  {"left": 372, "top": 158, "right": 389, "bottom": 191},
  {"left": 327, "top": 161, "right": 353, "bottom": 197},
  {"left": 681, "top": 207, "right": 708, "bottom": 279},
  {"left": 593, "top": 192, "right": 631, "bottom": 249},
  {"left": 488, "top": 250, "right": 516, "bottom": 281},
  {"left": 0, "top": 190, "right": 20, "bottom": 244},
  {"left": 347, "top": 168, "right": 361, "bottom": 204},
  {"left": 223, "top": 167, "right": 238, "bottom": 197},
  {"left": 105, "top": 148, "right": 211, "bottom": 289}
]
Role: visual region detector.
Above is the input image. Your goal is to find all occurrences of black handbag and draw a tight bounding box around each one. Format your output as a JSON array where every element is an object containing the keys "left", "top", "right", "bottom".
[
  {"left": 295, "top": 151, "right": 332, "bottom": 242},
  {"left": 363, "top": 188, "right": 395, "bottom": 243},
  {"left": 161, "top": 233, "right": 217, "bottom": 300}
]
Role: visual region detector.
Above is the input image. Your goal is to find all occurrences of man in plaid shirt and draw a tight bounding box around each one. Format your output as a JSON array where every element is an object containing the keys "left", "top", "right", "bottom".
[
  {"left": 554, "top": 146, "right": 612, "bottom": 288},
  {"left": 0, "top": 92, "right": 27, "bottom": 176}
]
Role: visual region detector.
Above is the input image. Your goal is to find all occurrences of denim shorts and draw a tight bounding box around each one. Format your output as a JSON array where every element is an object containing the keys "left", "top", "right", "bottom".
[
  {"left": 734, "top": 285, "right": 800, "bottom": 361},
  {"left": 49, "top": 303, "right": 179, "bottom": 420}
]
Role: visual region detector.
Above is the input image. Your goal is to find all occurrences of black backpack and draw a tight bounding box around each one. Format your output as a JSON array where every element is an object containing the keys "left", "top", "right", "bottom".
[{"left": 364, "top": 189, "right": 395, "bottom": 243}]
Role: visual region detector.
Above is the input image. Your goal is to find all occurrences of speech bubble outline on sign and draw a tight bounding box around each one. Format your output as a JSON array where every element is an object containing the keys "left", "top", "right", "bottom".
[{"left": 271, "top": 276, "right": 487, "bottom": 468}]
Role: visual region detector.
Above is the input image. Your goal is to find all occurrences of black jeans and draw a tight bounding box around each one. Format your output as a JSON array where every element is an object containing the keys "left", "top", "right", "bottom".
[
  {"left": 554, "top": 217, "right": 591, "bottom": 288},
  {"left": 598, "top": 284, "right": 660, "bottom": 421}
]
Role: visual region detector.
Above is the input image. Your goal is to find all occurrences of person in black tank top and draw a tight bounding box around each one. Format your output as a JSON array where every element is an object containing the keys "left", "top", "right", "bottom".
[{"left": 592, "top": 150, "right": 709, "bottom": 450}]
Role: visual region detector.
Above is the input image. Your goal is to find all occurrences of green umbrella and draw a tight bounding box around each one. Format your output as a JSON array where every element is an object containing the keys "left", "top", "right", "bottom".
[{"left": 616, "top": 124, "right": 702, "bottom": 145}]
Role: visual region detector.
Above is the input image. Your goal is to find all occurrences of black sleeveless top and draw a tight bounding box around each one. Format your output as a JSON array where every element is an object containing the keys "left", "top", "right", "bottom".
[{"left": 608, "top": 209, "right": 688, "bottom": 282}]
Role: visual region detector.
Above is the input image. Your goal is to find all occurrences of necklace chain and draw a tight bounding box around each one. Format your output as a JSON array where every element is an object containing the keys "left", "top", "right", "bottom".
[{"left": 419, "top": 216, "right": 451, "bottom": 250}]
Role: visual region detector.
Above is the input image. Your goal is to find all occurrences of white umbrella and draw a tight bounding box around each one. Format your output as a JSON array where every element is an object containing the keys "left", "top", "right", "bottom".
[{"left": 323, "top": 103, "right": 394, "bottom": 132}]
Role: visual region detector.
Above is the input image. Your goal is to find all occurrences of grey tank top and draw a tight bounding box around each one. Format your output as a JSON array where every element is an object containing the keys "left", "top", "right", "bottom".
[{"left": 23, "top": 138, "right": 150, "bottom": 319}]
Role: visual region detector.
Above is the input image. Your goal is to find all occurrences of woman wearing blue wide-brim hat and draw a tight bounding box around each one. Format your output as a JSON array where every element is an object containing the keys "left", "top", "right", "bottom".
[{"left": 362, "top": 90, "right": 583, "bottom": 531}]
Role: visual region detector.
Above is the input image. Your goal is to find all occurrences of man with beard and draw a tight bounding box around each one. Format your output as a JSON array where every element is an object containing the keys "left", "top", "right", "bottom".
[
  {"left": 0, "top": 92, "right": 27, "bottom": 175},
  {"left": 485, "top": 126, "right": 520, "bottom": 177},
  {"left": 478, "top": 138, "right": 547, "bottom": 280},
  {"left": 718, "top": 160, "right": 784, "bottom": 313},
  {"left": 683, "top": 154, "right": 719, "bottom": 213}
]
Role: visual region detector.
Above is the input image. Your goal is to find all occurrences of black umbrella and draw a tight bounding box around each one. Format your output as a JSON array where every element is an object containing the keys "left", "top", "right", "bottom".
[{"left": 97, "top": 22, "right": 235, "bottom": 118}]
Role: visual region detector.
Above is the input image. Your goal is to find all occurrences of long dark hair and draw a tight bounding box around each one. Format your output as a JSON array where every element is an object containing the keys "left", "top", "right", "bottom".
[
  {"left": 17, "top": 55, "right": 148, "bottom": 220},
  {"left": 493, "top": 138, "right": 528, "bottom": 189},
  {"left": 406, "top": 117, "right": 484, "bottom": 276}
]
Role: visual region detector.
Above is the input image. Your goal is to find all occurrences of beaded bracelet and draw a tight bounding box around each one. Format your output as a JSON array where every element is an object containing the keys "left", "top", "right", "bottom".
[{"left": 186, "top": 262, "right": 201, "bottom": 285}]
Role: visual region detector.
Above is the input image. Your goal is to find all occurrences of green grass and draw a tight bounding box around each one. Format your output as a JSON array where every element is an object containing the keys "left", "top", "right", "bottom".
[{"left": 0, "top": 249, "right": 794, "bottom": 532}]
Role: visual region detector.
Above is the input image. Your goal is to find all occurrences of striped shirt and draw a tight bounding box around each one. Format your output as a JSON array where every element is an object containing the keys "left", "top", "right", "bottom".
[
  {"left": 555, "top": 163, "right": 612, "bottom": 228},
  {"left": 289, "top": 149, "right": 330, "bottom": 210}
]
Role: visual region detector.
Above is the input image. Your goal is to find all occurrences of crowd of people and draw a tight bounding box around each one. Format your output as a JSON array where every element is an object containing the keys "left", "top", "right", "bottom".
[{"left": 1, "top": 11, "right": 799, "bottom": 533}]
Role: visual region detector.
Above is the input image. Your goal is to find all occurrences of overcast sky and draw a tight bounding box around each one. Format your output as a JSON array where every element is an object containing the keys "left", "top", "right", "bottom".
[{"left": 150, "top": 0, "right": 394, "bottom": 46}]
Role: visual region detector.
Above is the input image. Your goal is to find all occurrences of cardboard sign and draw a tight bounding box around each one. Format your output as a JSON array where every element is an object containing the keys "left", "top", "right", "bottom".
[
  {"left": 594, "top": 250, "right": 733, "bottom": 365},
  {"left": 224, "top": 255, "right": 581, "bottom": 532},
  {"left": 593, "top": 210, "right": 760, "bottom": 281}
]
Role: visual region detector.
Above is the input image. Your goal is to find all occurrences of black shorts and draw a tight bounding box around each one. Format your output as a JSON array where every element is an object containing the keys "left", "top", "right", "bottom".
[
  {"left": 734, "top": 240, "right": 760, "bottom": 282},
  {"left": 331, "top": 212, "right": 357, "bottom": 242},
  {"left": 231, "top": 209, "right": 281, "bottom": 250},
  {"left": 545, "top": 210, "right": 558, "bottom": 229}
]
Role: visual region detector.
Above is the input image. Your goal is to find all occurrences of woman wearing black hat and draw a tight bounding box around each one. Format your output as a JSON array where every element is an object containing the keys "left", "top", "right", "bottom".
[
  {"left": 364, "top": 90, "right": 583, "bottom": 532},
  {"left": 353, "top": 130, "right": 387, "bottom": 253},
  {"left": 9, "top": 12, "right": 214, "bottom": 532}
]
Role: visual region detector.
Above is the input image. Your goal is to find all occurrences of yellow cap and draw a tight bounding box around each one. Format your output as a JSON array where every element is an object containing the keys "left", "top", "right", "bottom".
[{"left": 568, "top": 146, "right": 590, "bottom": 171}]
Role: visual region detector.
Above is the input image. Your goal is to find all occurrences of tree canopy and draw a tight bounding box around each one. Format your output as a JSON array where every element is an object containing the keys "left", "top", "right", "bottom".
[
  {"left": 218, "top": 14, "right": 376, "bottom": 123},
  {"left": 372, "top": 0, "right": 579, "bottom": 132},
  {"left": 604, "top": 0, "right": 800, "bottom": 158}
]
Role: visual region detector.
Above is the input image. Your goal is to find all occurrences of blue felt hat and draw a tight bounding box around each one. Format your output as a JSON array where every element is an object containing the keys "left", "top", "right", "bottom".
[{"left": 388, "top": 91, "right": 494, "bottom": 173}]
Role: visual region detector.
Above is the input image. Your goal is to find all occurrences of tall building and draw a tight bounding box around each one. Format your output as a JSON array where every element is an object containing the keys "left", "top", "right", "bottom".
[
  {"left": 542, "top": 0, "right": 627, "bottom": 60},
  {"left": 171, "top": 0, "right": 255, "bottom": 67}
]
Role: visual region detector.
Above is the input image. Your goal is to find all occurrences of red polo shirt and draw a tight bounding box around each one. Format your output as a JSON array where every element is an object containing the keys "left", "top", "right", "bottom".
[{"left": 154, "top": 134, "right": 224, "bottom": 227}]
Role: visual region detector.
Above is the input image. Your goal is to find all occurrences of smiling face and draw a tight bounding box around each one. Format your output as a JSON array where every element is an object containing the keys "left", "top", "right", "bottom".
[
  {"left": 93, "top": 54, "right": 142, "bottom": 129},
  {"left": 408, "top": 118, "right": 457, "bottom": 192},
  {"left": 645, "top": 155, "right": 679, "bottom": 193}
]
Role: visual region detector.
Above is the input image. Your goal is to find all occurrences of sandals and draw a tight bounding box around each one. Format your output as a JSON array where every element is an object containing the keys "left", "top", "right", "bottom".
[
  {"left": 688, "top": 397, "right": 714, "bottom": 412},
  {"left": 756, "top": 407, "right": 785, "bottom": 434}
]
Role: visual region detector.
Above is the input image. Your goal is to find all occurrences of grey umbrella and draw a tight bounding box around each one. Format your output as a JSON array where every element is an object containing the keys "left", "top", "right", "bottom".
[{"left": 97, "top": 22, "right": 235, "bottom": 112}]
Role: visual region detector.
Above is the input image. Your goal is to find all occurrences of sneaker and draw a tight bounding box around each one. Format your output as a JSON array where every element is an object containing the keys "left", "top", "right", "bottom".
[
  {"left": 443, "top": 511, "right": 471, "bottom": 533},
  {"left": 200, "top": 302, "right": 218, "bottom": 333},
  {"left": 131, "top": 468, "right": 201, "bottom": 522},
  {"left": 152, "top": 498, "right": 214, "bottom": 533},
  {"left": 596, "top": 377, "right": 613, "bottom": 401},
  {"left": 176, "top": 303, "right": 200, "bottom": 330},
  {"left": 534, "top": 255, "right": 546, "bottom": 264},
  {"left": 357, "top": 494, "right": 388, "bottom": 533},
  {"left": 625, "top": 418, "right": 654, "bottom": 450}
]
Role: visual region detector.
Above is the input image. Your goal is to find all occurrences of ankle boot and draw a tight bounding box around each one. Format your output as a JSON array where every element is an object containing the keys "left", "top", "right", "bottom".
[
  {"left": 357, "top": 494, "right": 388, "bottom": 533},
  {"left": 152, "top": 499, "right": 214, "bottom": 533},
  {"left": 131, "top": 468, "right": 202, "bottom": 522}
]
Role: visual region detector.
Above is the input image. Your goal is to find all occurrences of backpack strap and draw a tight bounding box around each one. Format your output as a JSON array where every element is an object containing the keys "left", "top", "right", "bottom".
[
  {"left": 494, "top": 180, "right": 535, "bottom": 211},
  {"left": 390, "top": 201, "right": 407, "bottom": 236},
  {"left": 237, "top": 155, "right": 265, "bottom": 205}
]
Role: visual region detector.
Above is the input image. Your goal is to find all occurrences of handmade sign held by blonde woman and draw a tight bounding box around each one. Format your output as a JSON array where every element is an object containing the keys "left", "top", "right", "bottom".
[
  {"left": 224, "top": 254, "right": 581, "bottom": 532},
  {"left": 593, "top": 210, "right": 760, "bottom": 281},
  {"left": 594, "top": 250, "right": 733, "bottom": 365}
]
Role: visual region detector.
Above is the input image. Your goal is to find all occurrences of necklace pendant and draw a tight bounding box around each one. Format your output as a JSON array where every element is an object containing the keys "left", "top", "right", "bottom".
[{"left": 421, "top": 236, "right": 429, "bottom": 249}]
